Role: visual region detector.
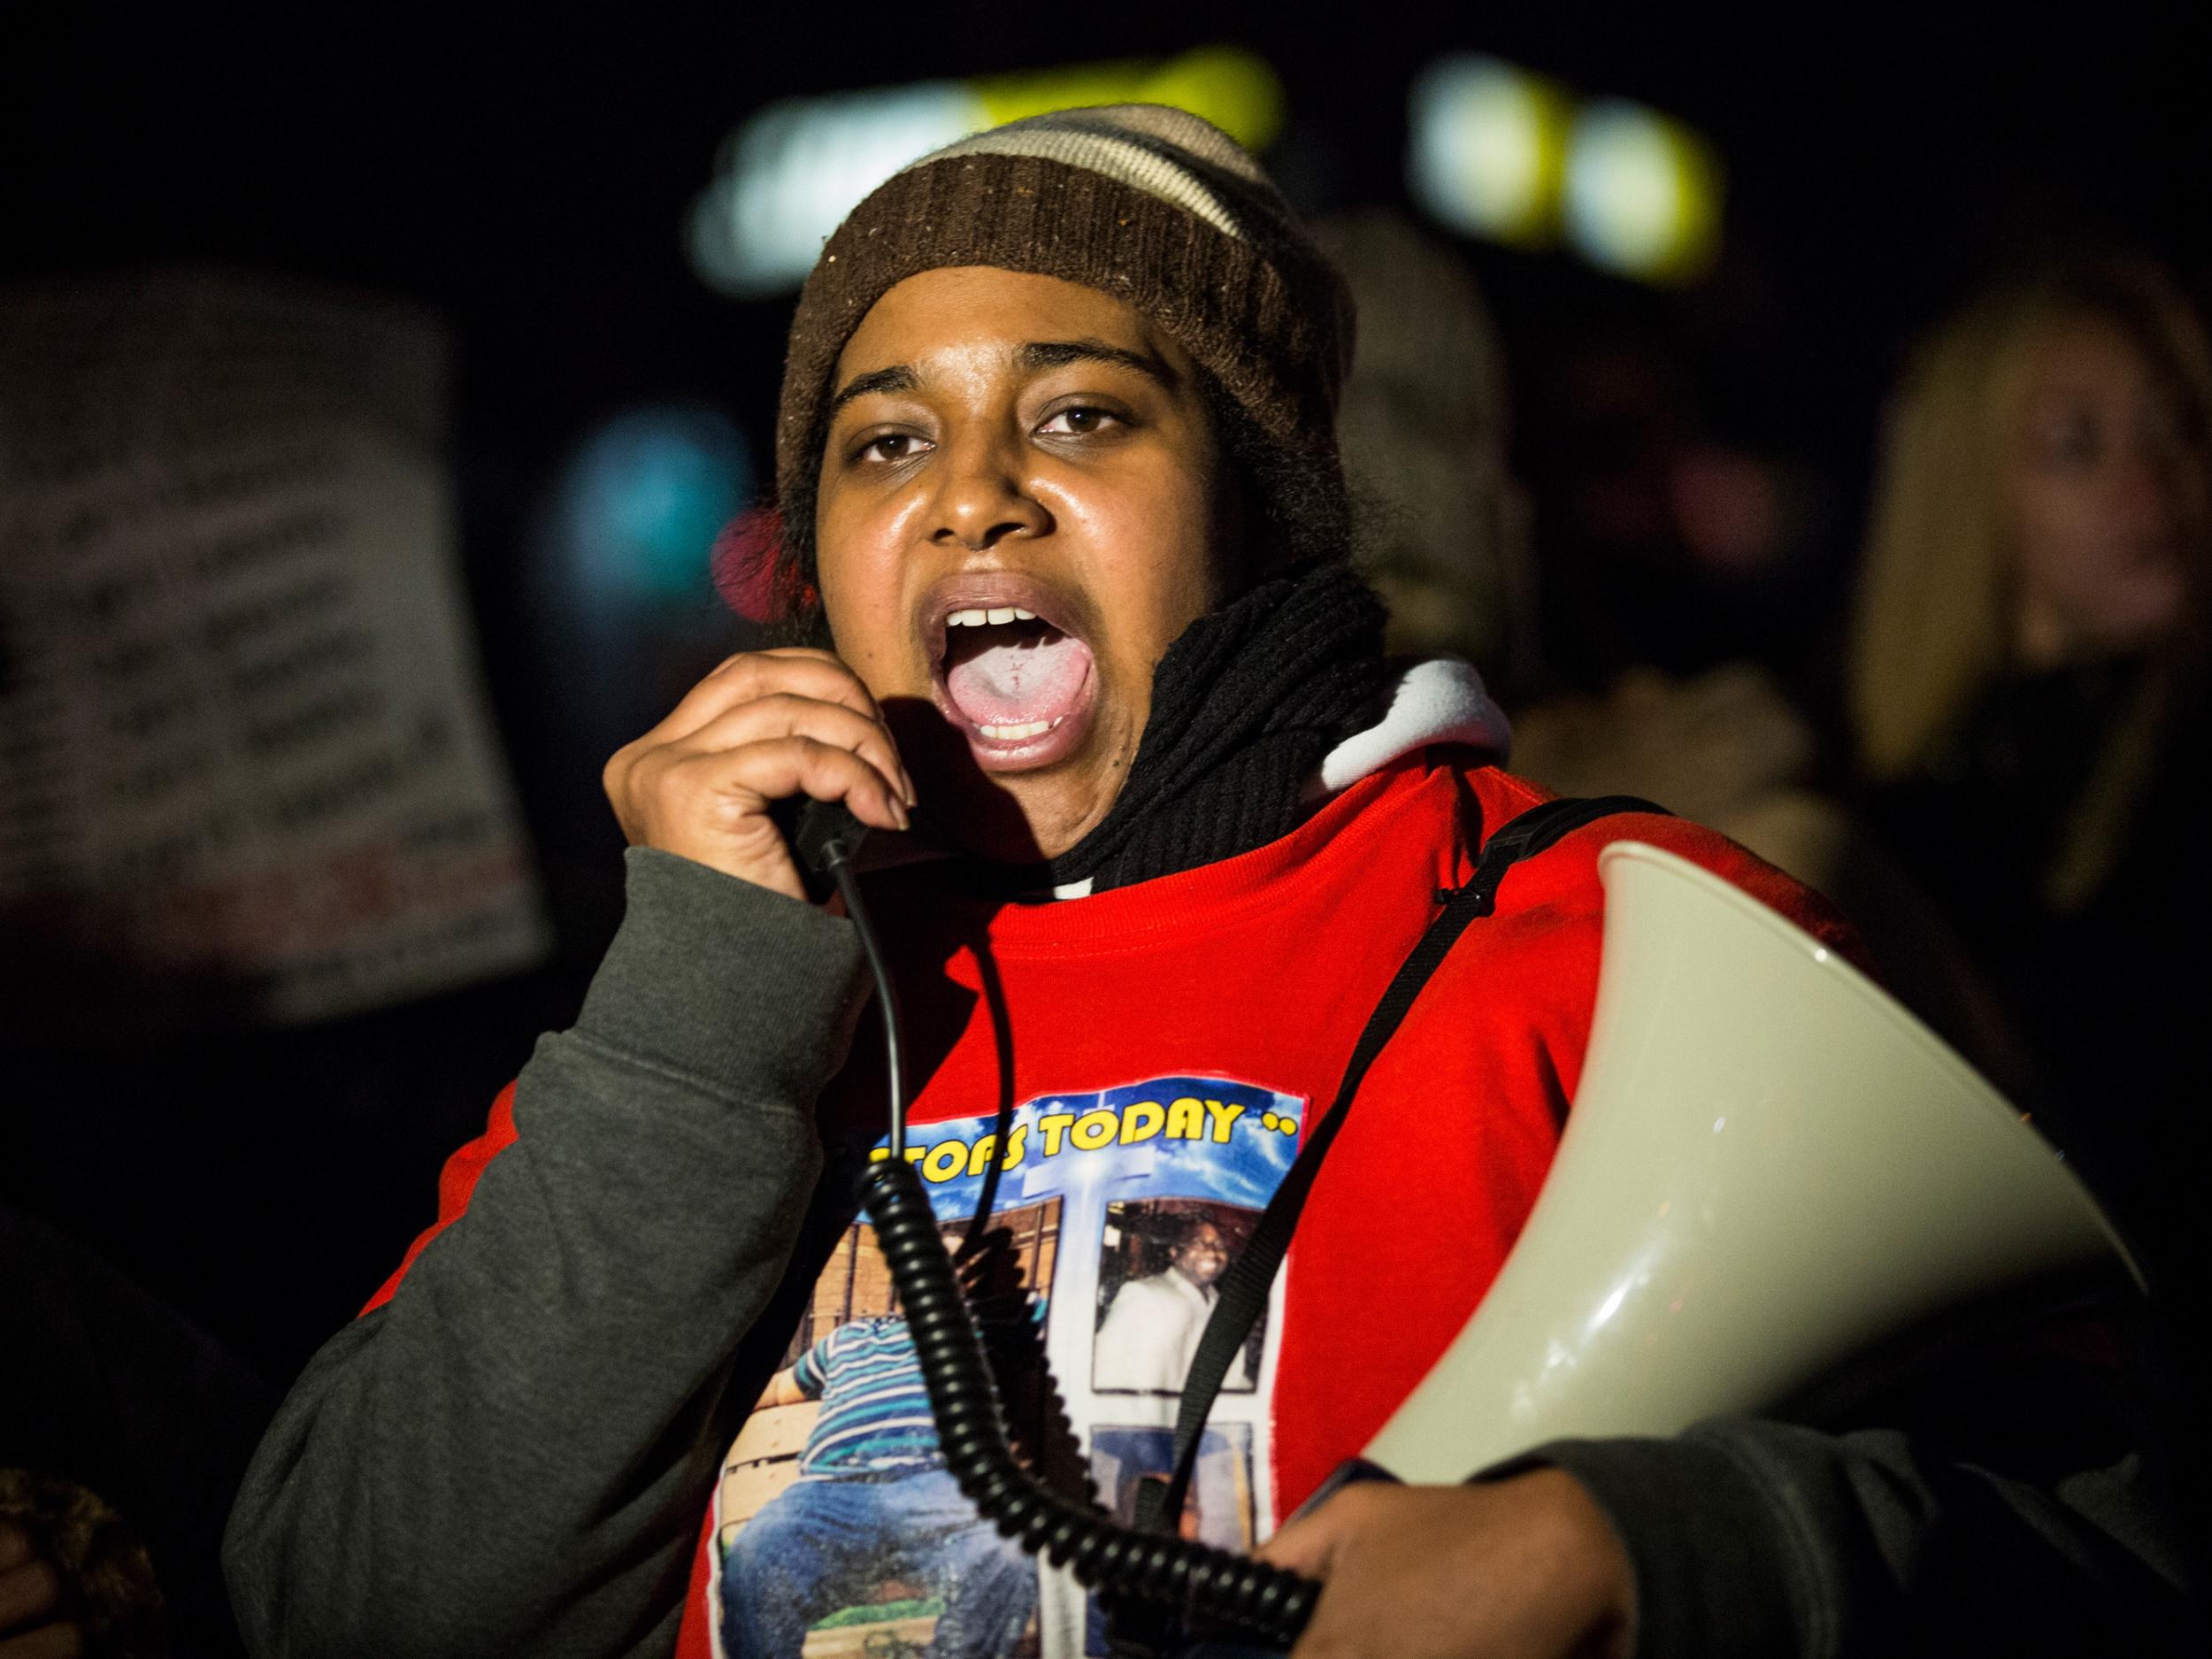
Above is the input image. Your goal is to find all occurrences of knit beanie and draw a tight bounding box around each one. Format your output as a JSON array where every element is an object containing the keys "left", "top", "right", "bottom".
[{"left": 772, "top": 104, "right": 1356, "bottom": 562}]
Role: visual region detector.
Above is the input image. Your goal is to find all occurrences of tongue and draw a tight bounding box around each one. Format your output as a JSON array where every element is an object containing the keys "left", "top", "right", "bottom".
[{"left": 945, "top": 632, "right": 1094, "bottom": 728}]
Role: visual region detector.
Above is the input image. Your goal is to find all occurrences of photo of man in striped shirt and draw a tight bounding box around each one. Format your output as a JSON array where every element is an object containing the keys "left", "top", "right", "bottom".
[{"left": 719, "top": 1315, "right": 1037, "bottom": 1659}]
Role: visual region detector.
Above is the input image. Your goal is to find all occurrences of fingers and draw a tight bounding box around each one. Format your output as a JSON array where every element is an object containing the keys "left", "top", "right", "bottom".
[
  {"left": 0, "top": 1532, "right": 70, "bottom": 1657},
  {"left": 652, "top": 735, "right": 913, "bottom": 835},
  {"left": 640, "top": 649, "right": 884, "bottom": 752},
  {"left": 614, "top": 733, "right": 910, "bottom": 897},
  {"left": 670, "top": 694, "right": 915, "bottom": 810},
  {"left": 0, "top": 1552, "right": 65, "bottom": 1638},
  {"left": 606, "top": 658, "right": 913, "bottom": 819},
  {"left": 1259, "top": 1479, "right": 1635, "bottom": 1659},
  {"left": 0, "top": 1617, "right": 87, "bottom": 1659},
  {"left": 1256, "top": 1483, "right": 1373, "bottom": 1578},
  {"left": 603, "top": 649, "right": 918, "bottom": 896}
]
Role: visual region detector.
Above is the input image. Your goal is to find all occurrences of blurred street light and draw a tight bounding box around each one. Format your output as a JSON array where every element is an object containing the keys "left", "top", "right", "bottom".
[
  {"left": 549, "top": 405, "right": 753, "bottom": 609},
  {"left": 1408, "top": 56, "right": 1572, "bottom": 248},
  {"left": 688, "top": 46, "right": 1285, "bottom": 297},
  {"left": 1409, "top": 54, "right": 1724, "bottom": 285},
  {"left": 1563, "top": 100, "right": 1723, "bottom": 283}
]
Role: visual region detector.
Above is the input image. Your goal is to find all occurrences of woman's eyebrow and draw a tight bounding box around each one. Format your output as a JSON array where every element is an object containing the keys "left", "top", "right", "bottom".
[
  {"left": 1018, "top": 339, "right": 1179, "bottom": 390},
  {"left": 827, "top": 364, "right": 919, "bottom": 419}
]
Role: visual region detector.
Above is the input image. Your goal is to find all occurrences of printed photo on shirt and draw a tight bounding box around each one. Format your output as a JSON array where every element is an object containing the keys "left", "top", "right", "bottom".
[
  {"left": 709, "top": 1076, "right": 1303, "bottom": 1659},
  {"left": 1081, "top": 1424, "right": 1255, "bottom": 1656},
  {"left": 715, "top": 1200, "right": 1062, "bottom": 1659},
  {"left": 1092, "top": 1200, "right": 1263, "bottom": 1394}
]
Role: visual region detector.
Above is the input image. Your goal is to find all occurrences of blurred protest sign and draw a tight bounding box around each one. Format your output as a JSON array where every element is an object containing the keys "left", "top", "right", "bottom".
[{"left": 0, "top": 272, "right": 549, "bottom": 1030}]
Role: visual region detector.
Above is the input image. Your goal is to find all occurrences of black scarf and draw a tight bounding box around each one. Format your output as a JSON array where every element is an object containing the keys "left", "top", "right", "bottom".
[{"left": 965, "top": 561, "right": 1389, "bottom": 895}]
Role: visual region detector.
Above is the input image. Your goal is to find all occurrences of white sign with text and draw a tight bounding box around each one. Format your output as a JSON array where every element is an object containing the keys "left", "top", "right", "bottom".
[{"left": 0, "top": 272, "right": 548, "bottom": 1026}]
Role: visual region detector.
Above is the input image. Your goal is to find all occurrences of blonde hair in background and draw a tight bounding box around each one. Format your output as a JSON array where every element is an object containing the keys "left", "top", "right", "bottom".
[{"left": 1849, "top": 258, "right": 2212, "bottom": 910}]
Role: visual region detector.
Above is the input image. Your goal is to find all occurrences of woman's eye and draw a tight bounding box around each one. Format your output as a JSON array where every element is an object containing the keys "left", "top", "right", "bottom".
[
  {"left": 859, "top": 432, "right": 928, "bottom": 464},
  {"left": 2038, "top": 414, "right": 2102, "bottom": 468},
  {"left": 1038, "top": 405, "right": 1119, "bottom": 437}
]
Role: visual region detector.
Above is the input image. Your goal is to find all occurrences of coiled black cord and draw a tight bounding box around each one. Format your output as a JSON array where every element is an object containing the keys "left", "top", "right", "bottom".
[
  {"left": 818, "top": 820, "right": 1318, "bottom": 1650},
  {"left": 856, "top": 1153, "right": 1317, "bottom": 1645}
]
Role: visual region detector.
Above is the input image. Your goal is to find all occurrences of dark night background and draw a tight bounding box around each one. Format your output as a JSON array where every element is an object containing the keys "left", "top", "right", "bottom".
[{"left": 4, "top": 0, "right": 2208, "bottom": 1388}]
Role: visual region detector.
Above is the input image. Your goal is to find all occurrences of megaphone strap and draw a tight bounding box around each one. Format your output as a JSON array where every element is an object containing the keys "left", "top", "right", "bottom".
[{"left": 1139, "top": 793, "right": 1670, "bottom": 1534}]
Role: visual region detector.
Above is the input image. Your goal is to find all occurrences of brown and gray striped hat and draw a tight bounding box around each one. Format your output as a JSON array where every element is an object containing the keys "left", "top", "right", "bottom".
[{"left": 772, "top": 104, "right": 1356, "bottom": 523}]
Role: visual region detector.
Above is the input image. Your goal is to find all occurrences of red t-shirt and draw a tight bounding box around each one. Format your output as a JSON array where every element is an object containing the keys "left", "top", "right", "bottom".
[{"left": 368, "top": 754, "right": 1854, "bottom": 1659}]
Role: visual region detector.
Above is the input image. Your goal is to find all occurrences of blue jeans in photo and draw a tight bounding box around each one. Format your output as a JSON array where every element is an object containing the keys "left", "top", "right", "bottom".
[{"left": 721, "top": 1466, "right": 1038, "bottom": 1659}]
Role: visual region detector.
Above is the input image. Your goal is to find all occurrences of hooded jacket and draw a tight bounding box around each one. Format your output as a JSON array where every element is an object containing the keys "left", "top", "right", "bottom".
[{"left": 222, "top": 664, "right": 2200, "bottom": 1658}]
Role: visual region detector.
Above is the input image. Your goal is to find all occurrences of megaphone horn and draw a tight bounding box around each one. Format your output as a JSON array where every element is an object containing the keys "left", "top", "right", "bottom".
[{"left": 1363, "top": 841, "right": 2142, "bottom": 1484}]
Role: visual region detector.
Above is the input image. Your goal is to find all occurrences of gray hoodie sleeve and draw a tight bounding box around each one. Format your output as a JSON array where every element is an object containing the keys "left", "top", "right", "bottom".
[
  {"left": 1515, "top": 1420, "right": 2204, "bottom": 1656},
  {"left": 222, "top": 849, "right": 870, "bottom": 1659}
]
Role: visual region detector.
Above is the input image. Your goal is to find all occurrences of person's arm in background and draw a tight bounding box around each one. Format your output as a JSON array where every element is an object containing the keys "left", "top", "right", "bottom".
[
  {"left": 3, "top": 1202, "right": 277, "bottom": 1658},
  {"left": 224, "top": 650, "right": 915, "bottom": 1659},
  {"left": 761, "top": 1351, "right": 823, "bottom": 1408}
]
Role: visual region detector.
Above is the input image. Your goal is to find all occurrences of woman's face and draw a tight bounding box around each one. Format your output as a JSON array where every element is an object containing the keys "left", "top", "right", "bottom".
[
  {"left": 2006, "top": 319, "right": 2203, "bottom": 664},
  {"left": 814, "top": 266, "right": 1234, "bottom": 862}
]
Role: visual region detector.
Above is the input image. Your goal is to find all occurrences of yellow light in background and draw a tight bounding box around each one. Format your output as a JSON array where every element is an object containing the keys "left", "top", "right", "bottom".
[
  {"left": 1562, "top": 100, "right": 1724, "bottom": 284},
  {"left": 971, "top": 56, "right": 1157, "bottom": 127},
  {"left": 1408, "top": 56, "right": 1574, "bottom": 249},
  {"left": 971, "top": 45, "right": 1284, "bottom": 148},
  {"left": 1409, "top": 55, "right": 1725, "bottom": 286},
  {"left": 1128, "top": 44, "right": 1285, "bottom": 151},
  {"left": 690, "top": 46, "right": 1285, "bottom": 297}
]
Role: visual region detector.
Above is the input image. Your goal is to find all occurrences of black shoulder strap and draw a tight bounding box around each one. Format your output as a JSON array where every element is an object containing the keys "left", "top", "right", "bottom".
[{"left": 1134, "top": 794, "right": 1667, "bottom": 1532}]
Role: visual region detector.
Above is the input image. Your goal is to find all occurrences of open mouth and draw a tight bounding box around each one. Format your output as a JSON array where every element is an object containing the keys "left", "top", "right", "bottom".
[{"left": 926, "top": 583, "right": 1098, "bottom": 771}]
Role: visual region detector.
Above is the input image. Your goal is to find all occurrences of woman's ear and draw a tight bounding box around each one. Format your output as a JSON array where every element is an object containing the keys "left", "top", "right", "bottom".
[{"left": 710, "top": 504, "right": 787, "bottom": 624}]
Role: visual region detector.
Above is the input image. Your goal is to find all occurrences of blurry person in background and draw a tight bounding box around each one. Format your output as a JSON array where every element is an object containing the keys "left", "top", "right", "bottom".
[
  {"left": 1316, "top": 214, "right": 1825, "bottom": 862},
  {"left": 1310, "top": 211, "right": 1538, "bottom": 691},
  {"left": 1325, "top": 212, "right": 2034, "bottom": 1093},
  {"left": 3, "top": 1202, "right": 276, "bottom": 1659},
  {"left": 1847, "top": 257, "right": 2211, "bottom": 1290}
]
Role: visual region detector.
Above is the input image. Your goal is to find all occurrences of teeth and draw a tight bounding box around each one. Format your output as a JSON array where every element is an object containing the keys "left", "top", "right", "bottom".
[
  {"left": 978, "top": 717, "right": 1063, "bottom": 741},
  {"left": 944, "top": 606, "right": 1044, "bottom": 627}
]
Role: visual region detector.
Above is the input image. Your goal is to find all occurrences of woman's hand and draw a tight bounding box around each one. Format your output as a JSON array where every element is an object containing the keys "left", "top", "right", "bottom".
[
  {"left": 603, "top": 648, "right": 916, "bottom": 902},
  {"left": 0, "top": 1521, "right": 84, "bottom": 1659},
  {"left": 1258, "top": 1471, "right": 1635, "bottom": 1659}
]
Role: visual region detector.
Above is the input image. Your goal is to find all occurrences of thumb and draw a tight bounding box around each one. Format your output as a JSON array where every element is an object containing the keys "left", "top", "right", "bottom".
[{"left": 1256, "top": 1488, "right": 1365, "bottom": 1578}]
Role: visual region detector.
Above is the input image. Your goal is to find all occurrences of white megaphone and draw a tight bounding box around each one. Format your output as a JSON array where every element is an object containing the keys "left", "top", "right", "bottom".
[{"left": 1363, "top": 841, "right": 2143, "bottom": 1483}]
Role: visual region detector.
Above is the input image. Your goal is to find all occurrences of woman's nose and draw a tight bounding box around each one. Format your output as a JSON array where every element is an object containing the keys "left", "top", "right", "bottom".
[{"left": 931, "top": 434, "right": 1051, "bottom": 551}]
